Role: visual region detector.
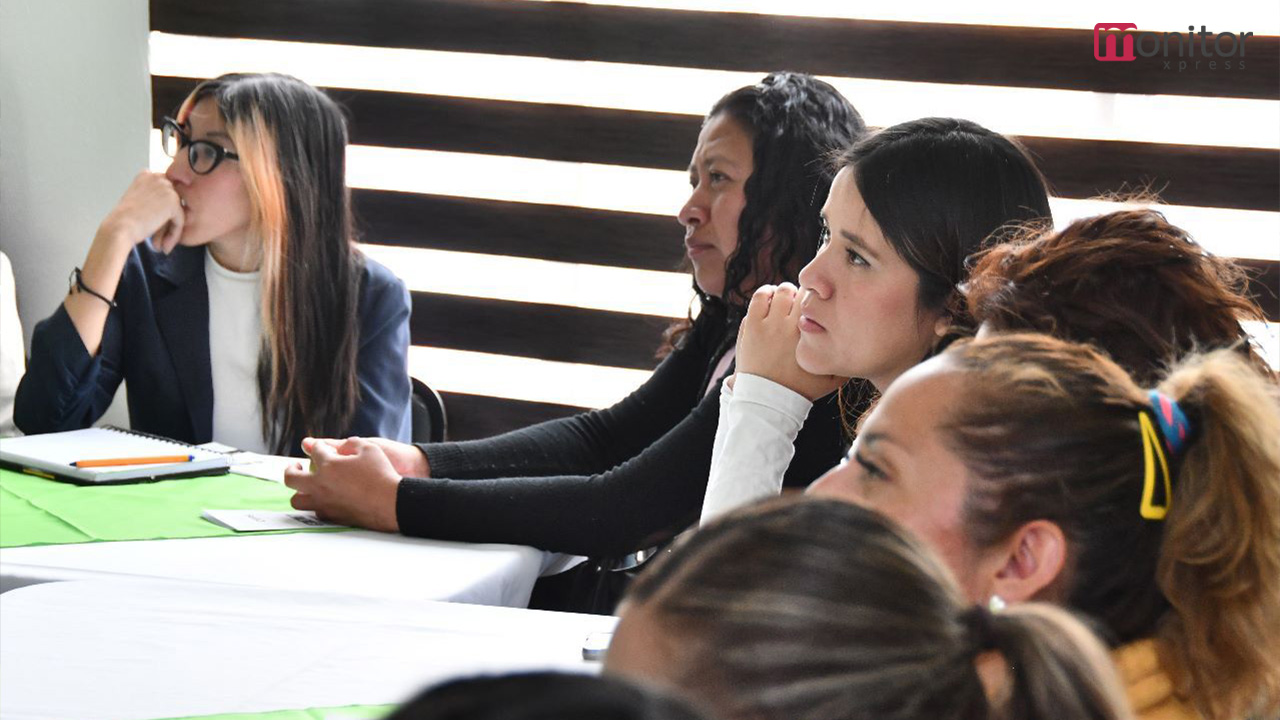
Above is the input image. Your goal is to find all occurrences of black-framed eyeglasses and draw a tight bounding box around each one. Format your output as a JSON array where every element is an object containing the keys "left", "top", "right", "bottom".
[{"left": 161, "top": 117, "right": 239, "bottom": 175}]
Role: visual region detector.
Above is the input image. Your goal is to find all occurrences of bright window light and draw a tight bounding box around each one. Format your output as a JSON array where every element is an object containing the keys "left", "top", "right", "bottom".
[
  {"left": 1050, "top": 198, "right": 1280, "bottom": 261},
  {"left": 149, "top": 133, "right": 167, "bottom": 173},
  {"left": 347, "top": 150, "right": 1280, "bottom": 263},
  {"left": 151, "top": 131, "right": 683, "bottom": 214},
  {"left": 517, "top": 0, "right": 1280, "bottom": 35},
  {"left": 360, "top": 245, "right": 693, "bottom": 318},
  {"left": 410, "top": 320, "right": 1276, "bottom": 408},
  {"left": 346, "top": 146, "right": 684, "bottom": 216},
  {"left": 149, "top": 132, "right": 1278, "bottom": 263},
  {"left": 408, "top": 346, "right": 651, "bottom": 408},
  {"left": 150, "top": 33, "right": 1279, "bottom": 149},
  {"left": 348, "top": 148, "right": 1280, "bottom": 262},
  {"left": 1242, "top": 321, "right": 1280, "bottom": 370}
]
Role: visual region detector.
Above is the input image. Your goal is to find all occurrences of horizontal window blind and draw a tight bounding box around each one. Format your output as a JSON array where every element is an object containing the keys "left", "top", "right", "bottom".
[{"left": 151, "top": 0, "right": 1279, "bottom": 439}]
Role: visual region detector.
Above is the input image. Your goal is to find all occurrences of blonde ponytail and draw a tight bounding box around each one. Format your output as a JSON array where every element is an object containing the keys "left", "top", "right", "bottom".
[
  {"left": 944, "top": 336, "right": 1280, "bottom": 720},
  {"left": 1156, "top": 350, "right": 1280, "bottom": 720}
]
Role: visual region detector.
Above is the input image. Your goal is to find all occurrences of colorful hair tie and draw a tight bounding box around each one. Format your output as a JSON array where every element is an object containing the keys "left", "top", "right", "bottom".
[
  {"left": 1137, "top": 391, "right": 1193, "bottom": 521},
  {"left": 1147, "top": 390, "right": 1192, "bottom": 458}
]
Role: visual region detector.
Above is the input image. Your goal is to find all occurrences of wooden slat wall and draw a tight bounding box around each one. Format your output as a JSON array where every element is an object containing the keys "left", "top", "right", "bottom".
[
  {"left": 150, "top": 0, "right": 1280, "bottom": 440},
  {"left": 153, "top": 80, "right": 1280, "bottom": 212},
  {"left": 352, "top": 191, "right": 685, "bottom": 271},
  {"left": 409, "top": 293, "right": 671, "bottom": 370},
  {"left": 152, "top": 0, "right": 1279, "bottom": 97}
]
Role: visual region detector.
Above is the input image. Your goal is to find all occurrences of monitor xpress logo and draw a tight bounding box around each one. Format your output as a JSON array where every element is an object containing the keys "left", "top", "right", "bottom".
[
  {"left": 1094, "top": 23, "right": 1138, "bottom": 60},
  {"left": 1093, "top": 23, "right": 1253, "bottom": 70}
]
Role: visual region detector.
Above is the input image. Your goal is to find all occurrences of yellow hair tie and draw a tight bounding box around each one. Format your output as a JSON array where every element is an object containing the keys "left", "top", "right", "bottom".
[{"left": 1138, "top": 411, "right": 1173, "bottom": 520}]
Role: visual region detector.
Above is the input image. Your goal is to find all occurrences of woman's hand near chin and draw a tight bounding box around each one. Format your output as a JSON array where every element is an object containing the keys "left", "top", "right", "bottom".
[
  {"left": 98, "top": 171, "right": 187, "bottom": 254},
  {"left": 301, "top": 436, "right": 430, "bottom": 478},
  {"left": 735, "top": 283, "right": 846, "bottom": 401},
  {"left": 65, "top": 172, "right": 188, "bottom": 356}
]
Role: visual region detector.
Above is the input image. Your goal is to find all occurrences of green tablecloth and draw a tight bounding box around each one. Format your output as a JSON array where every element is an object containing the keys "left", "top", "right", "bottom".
[
  {"left": 0, "top": 468, "right": 346, "bottom": 548},
  {"left": 154, "top": 704, "right": 394, "bottom": 720}
]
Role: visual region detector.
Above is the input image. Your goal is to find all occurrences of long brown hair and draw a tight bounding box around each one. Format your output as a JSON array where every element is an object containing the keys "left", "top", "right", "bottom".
[
  {"left": 658, "top": 72, "right": 865, "bottom": 359},
  {"left": 623, "top": 499, "right": 1133, "bottom": 720},
  {"left": 179, "top": 74, "right": 363, "bottom": 453},
  {"left": 966, "top": 208, "right": 1272, "bottom": 386},
  {"left": 940, "top": 333, "right": 1280, "bottom": 720}
]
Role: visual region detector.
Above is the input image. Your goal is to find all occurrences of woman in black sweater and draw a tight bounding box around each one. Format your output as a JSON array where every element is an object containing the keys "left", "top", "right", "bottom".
[{"left": 285, "top": 73, "right": 865, "bottom": 588}]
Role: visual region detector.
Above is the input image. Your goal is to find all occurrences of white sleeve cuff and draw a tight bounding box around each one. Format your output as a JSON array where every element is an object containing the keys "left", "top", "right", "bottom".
[
  {"left": 701, "top": 374, "right": 814, "bottom": 526},
  {"left": 731, "top": 373, "right": 813, "bottom": 423}
]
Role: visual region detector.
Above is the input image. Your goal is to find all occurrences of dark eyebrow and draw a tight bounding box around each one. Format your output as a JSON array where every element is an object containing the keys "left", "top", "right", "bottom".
[
  {"left": 185, "top": 119, "right": 230, "bottom": 142},
  {"left": 692, "top": 153, "right": 743, "bottom": 173},
  {"left": 840, "top": 229, "right": 882, "bottom": 263}
]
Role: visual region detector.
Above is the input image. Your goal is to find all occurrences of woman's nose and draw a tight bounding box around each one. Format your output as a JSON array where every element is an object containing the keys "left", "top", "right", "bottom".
[
  {"left": 798, "top": 247, "right": 832, "bottom": 300},
  {"left": 164, "top": 150, "right": 192, "bottom": 185},
  {"left": 678, "top": 187, "right": 706, "bottom": 232}
]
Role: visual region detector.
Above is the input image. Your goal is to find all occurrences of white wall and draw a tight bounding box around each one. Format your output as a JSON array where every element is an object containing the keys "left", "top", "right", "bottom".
[{"left": 1, "top": 0, "right": 151, "bottom": 425}]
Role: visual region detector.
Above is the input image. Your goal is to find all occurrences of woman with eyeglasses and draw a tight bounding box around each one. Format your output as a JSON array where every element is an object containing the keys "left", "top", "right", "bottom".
[{"left": 15, "top": 72, "right": 412, "bottom": 455}]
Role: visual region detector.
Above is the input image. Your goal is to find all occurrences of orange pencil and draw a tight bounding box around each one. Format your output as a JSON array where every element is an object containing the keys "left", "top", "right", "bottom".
[{"left": 71, "top": 454, "right": 194, "bottom": 468}]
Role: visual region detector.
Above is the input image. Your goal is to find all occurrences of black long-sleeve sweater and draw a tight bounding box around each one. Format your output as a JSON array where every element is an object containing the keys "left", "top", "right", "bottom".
[{"left": 397, "top": 314, "right": 846, "bottom": 557}]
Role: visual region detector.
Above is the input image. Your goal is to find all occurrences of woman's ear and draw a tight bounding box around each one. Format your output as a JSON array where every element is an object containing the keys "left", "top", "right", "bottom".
[
  {"left": 986, "top": 519, "right": 1068, "bottom": 604},
  {"left": 934, "top": 315, "right": 951, "bottom": 338}
]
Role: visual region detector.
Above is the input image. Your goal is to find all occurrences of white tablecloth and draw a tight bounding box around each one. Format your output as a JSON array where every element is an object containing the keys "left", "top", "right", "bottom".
[
  {"left": 0, "top": 579, "right": 618, "bottom": 720},
  {"left": 0, "top": 530, "right": 546, "bottom": 607}
]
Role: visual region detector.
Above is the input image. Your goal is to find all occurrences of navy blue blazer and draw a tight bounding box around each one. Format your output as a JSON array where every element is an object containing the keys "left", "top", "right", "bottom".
[{"left": 15, "top": 244, "right": 412, "bottom": 455}]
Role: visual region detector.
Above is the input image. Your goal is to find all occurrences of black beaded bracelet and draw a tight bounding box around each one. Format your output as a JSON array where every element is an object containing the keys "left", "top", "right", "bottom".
[{"left": 69, "top": 267, "right": 118, "bottom": 309}]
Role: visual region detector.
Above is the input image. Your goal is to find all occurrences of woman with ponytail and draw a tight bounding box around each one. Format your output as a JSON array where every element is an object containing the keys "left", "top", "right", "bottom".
[
  {"left": 605, "top": 498, "right": 1132, "bottom": 720},
  {"left": 809, "top": 333, "right": 1280, "bottom": 720},
  {"left": 16, "top": 73, "right": 412, "bottom": 454}
]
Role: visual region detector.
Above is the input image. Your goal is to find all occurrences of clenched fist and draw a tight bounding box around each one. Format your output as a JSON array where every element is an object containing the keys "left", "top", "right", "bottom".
[{"left": 735, "top": 283, "right": 846, "bottom": 401}]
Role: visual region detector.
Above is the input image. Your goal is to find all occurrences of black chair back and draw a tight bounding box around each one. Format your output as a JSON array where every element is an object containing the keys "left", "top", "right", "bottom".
[{"left": 410, "top": 377, "right": 447, "bottom": 444}]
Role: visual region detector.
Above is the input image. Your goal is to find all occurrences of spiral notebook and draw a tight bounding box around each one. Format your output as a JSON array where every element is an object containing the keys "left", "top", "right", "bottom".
[{"left": 0, "top": 426, "right": 231, "bottom": 485}]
